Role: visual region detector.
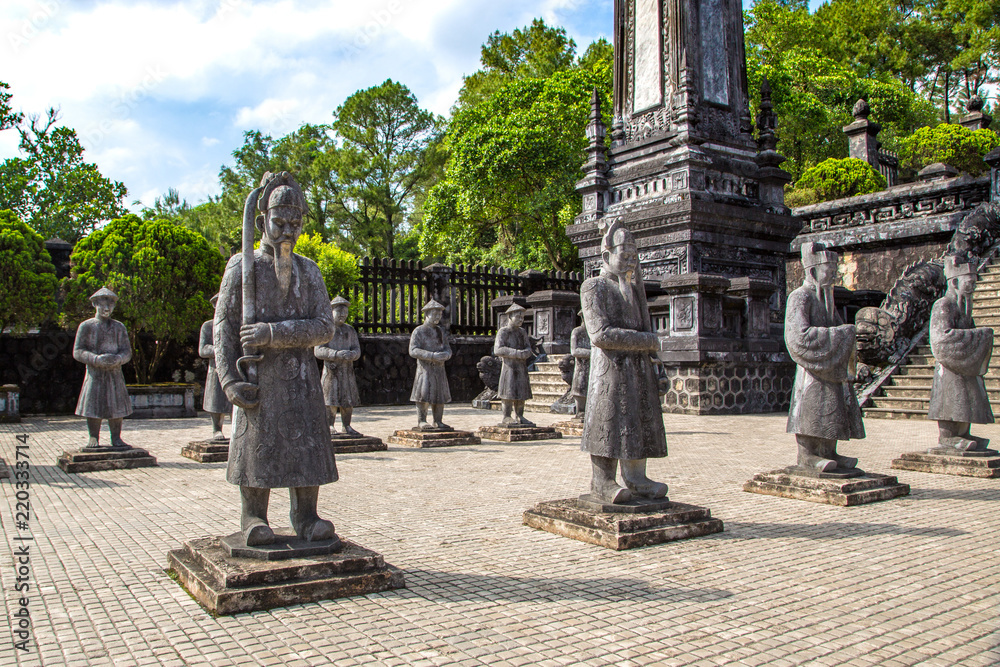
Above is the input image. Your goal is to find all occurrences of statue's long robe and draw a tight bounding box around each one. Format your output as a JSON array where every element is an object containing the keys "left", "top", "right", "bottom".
[
  {"left": 199, "top": 319, "right": 231, "bottom": 414},
  {"left": 215, "top": 247, "right": 337, "bottom": 489},
  {"left": 409, "top": 323, "right": 452, "bottom": 404},
  {"left": 494, "top": 325, "right": 532, "bottom": 401},
  {"left": 570, "top": 325, "right": 591, "bottom": 399},
  {"left": 580, "top": 273, "right": 667, "bottom": 460},
  {"left": 784, "top": 285, "right": 865, "bottom": 440},
  {"left": 316, "top": 324, "right": 361, "bottom": 408},
  {"left": 928, "top": 294, "right": 994, "bottom": 424},
  {"left": 73, "top": 318, "right": 133, "bottom": 419}
]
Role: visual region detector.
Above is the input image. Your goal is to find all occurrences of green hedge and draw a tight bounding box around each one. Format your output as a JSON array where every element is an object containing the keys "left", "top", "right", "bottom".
[{"left": 791, "top": 157, "right": 887, "bottom": 205}]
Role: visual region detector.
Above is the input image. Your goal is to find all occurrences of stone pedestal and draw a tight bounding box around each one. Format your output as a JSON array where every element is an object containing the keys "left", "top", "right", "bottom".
[
  {"left": 476, "top": 424, "right": 562, "bottom": 443},
  {"left": 471, "top": 389, "right": 497, "bottom": 410},
  {"left": 127, "top": 384, "right": 197, "bottom": 419},
  {"left": 891, "top": 449, "right": 1000, "bottom": 478},
  {"left": 743, "top": 469, "right": 909, "bottom": 506},
  {"left": 386, "top": 429, "right": 481, "bottom": 448},
  {"left": 552, "top": 419, "right": 584, "bottom": 437},
  {"left": 330, "top": 433, "right": 386, "bottom": 454},
  {"left": 523, "top": 496, "right": 723, "bottom": 550},
  {"left": 167, "top": 529, "right": 405, "bottom": 616},
  {"left": 58, "top": 446, "right": 157, "bottom": 473},
  {"left": 181, "top": 439, "right": 230, "bottom": 463},
  {"left": 0, "top": 385, "right": 21, "bottom": 423},
  {"left": 526, "top": 290, "right": 580, "bottom": 356}
]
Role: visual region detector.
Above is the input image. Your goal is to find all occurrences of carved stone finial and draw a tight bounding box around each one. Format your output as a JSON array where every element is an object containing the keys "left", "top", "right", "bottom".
[
  {"left": 852, "top": 99, "right": 870, "bottom": 121},
  {"left": 968, "top": 95, "right": 984, "bottom": 113}
]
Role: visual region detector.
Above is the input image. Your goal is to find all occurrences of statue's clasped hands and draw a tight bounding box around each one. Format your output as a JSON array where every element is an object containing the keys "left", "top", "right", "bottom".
[{"left": 241, "top": 323, "right": 273, "bottom": 348}]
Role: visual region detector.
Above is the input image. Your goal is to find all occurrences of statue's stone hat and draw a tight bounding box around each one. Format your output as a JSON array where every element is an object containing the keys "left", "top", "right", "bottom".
[
  {"left": 89, "top": 287, "right": 118, "bottom": 303},
  {"left": 801, "top": 241, "right": 838, "bottom": 268},
  {"left": 331, "top": 296, "right": 351, "bottom": 307},
  {"left": 258, "top": 171, "right": 307, "bottom": 214},
  {"left": 944, "top": 255, "right": 976, "bottom": 279},
  {"left": 505, "top": 303, "right": 526, "bottom": 314},
  {"left": 601, "top": 218, "right": 636, "bottom": 254},
  {"left": 422, "top": 299, "right": 446, "bottom": 312}
]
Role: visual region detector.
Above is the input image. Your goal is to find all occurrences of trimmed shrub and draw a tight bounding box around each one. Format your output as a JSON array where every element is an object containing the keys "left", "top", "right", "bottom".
[
  {"left": 898, "top": 123, "right": 1000, "bottom": 176},
  {"left": 794, "top": 157, "right": 887, "bottom": 203}
]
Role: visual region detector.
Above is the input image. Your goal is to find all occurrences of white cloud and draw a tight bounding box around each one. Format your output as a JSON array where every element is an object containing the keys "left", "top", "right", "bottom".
[{"left": 201, "top": 136, "right": 220, "bottom": 147}]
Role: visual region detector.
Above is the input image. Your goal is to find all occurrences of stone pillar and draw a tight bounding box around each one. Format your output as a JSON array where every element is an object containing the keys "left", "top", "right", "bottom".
[
  {"left": 985, "top": 147, "right": 1000, "bottom": 202},
  {"left": 0, "top": 385, "right": 21, "bottom": 423},
  {"left": 843, "top": 99, "right": 881, "bottom": 172},
  {"left": 917, "top": 163, "right": 959, "bottom": 183},
  {"left": 525, "top": 290, "right": 580, "bottom": 356},
  {"left": 659, "top": 274, "right": 733, "bottom": 359},
  {"left": 490, "top": 295, "right": 529, "bottom": 330},
  {"left": 575, "top": 89, "right": 610, "bottom": 227},
  {"left": 424, "top": 263, "right": 454, "bottom": 331},
  {"left": 727, "top": 277, "right": 778, "bottom": 351},
  {"left": 960, "top": 95, "right": 992, "bottom": 131},
  {"left": 755, "top": 78, "right": 791, "bottom": 211}
]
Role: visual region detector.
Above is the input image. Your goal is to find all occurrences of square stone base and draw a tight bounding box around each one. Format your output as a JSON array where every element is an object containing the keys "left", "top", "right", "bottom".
[
  {"left": 330, "top": 435, "right": 387, "bottom": 454},
  {"left": 743, "top": 469, "right": 910, "bottom": 506},
  {"left": 523, "top": 497, "right": 724, "bottom": 550},
  {"left": 476, "top": 425, "right": 562, "bottom": 442},
  {"left": 551, "top": 420, "right": 583, "bottom": 437},
  {"left": 387, "top": 430, "right": 481, "bottom": 448},
  {"left": 57, "top": 447, "right": 158, "bottom": 473},
  {"left": 167, "top": 532, "right": 405, "bottom": 616},
  {"left": 891, "top": 449, "right": 1000, "bottom": 478},
  {"left": 181, "top": 440, "right": 230, "bottom": 463}
]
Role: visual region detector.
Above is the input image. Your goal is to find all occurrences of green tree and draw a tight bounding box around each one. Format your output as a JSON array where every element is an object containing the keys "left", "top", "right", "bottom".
[
  {"left": 294, "top": 232, "right": 361, "bottom": 301},
  {"left": 63, "top": 215, "right": 225, "bottom": 384},
  {"left": 898, "top": 123, "right": 1000, "bottom": 175},
  {"left": 0, "top": 81, "right": 22, "bottom": 131},
  {"left": 326, "top": 79, "right": 441, "bottom": 259},
  {"left": 0, "top": 210, "right": 58, "bottom": 333},
  {"left": 0, "top": 109, "right": 128, "bottom": 242}
]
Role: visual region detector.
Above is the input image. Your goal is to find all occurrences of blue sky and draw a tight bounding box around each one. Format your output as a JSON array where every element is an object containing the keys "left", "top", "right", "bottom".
[{"left": 0, "top": 0, "right": 817, "bottom": 210}]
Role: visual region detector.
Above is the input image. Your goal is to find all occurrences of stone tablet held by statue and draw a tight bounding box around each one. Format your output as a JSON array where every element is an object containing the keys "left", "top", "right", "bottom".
[{"left": 928, "top": 256, "right": 995, "bottom": 451}]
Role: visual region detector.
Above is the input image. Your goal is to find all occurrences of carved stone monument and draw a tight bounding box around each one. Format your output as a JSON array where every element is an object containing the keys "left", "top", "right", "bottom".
[
  {"left": 892, "top": 256, "right": 1000, "bottom": 477},
  {"left": 59, "top": 287, "right": 157, "bottom": 473},
  {"left": 745, "top": 243, "right": 909, "bottom": 504},
  {"left": 389, "top": 299, "right": 480, "bottom": 448},
  {"left": 168, "top": 172, "right": 403, "bottom": 614},
  {"left": 471, "top": 355, "right": 501, "bottom": 409},
  {"left": 182, "top": 294, "right": 233, "bottom": 463},
  {"left": 566, "top": 0, "right": 800, "bottom": 415},
  {"left": 478, "top": 304, "right": 560, "bottom": 442},
  {"left": 525, "top": 221, "right": 723, "bottom": 548},
  {"left": 553, "top": 316, "right": 590, "bottom": 436},
  {"left": 314, "top": 297, "right": 385, "bottom": 453}
]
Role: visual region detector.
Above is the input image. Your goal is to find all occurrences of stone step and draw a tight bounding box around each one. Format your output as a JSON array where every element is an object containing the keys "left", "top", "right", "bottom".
[
  {"left": 912, "top": 346, "right": 932, "bottom": 355},
  {"left": 906, "top": 354, "right": 935, "bottom": 365},
  {"left": 896, "top": 364, "right": 935, "bottom": 375},
  {"left": 881, "top": 386, "right": 932, "bottom": 398},
  {"left": 886, "top": 375, "right": 934, "bottom": 387},
  {"left": 868, "top": 396, "right": 931, "bottom": 410},
  {"left": 864, "top": 407, "right": 928, "bottom": 420}
]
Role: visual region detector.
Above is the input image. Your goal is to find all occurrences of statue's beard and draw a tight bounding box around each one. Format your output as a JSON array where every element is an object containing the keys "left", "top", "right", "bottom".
[{"left": 273, "top": 242, "right": 293, "bottom": 293}]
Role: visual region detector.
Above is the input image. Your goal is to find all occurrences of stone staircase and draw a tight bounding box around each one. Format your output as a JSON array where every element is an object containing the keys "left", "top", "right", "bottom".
[
  {"left": 525, "top": 360, "right": 572, "bottom": 414},
  {"left": 865, "top": 257, "right": 1000, "bottom": 419}
]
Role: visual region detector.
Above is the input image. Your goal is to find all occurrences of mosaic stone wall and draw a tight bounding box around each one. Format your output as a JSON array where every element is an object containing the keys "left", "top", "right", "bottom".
[{"left": 661, "top": 361, "right": 794, "bottom": 415}]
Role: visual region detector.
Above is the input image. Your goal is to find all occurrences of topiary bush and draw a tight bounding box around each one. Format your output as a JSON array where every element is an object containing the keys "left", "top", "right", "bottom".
[
  {"left": 793, "top": 157, "right": 887, "bottom": 204},
  {"left": 898, "top": 123, "right": 1000, "bottom": 177},
  {"left": 0, "top": 209, "right": 59, "bottom": 332}
]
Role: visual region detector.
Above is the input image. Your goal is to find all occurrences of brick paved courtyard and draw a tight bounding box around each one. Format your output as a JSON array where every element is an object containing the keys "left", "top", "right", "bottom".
[{"left": 0, "top": 406, "right": 998, "bottom": 666}]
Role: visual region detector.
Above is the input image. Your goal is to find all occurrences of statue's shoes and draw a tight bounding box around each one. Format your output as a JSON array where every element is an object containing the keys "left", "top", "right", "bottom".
[
  {"left": 500, "top": 416, "right": 517, "bottom": 426},
  {"left": 799, "top": 455, "right": 837, "bottom": 472},
  {"left": 624, "top": 480, "right": 668, "bottom": 499},
  {"left": 941, "top": 437, "right": 980, "bottom": 451},
  {"left": 299, "top": 518, "right": 336, "bottom": 542},
  {"left": 84, "top": 439, "right": 101, "bottom": 449},
  {"left": 833, "top": 455, "right": 858, "bottom": 470},
  {"left": 343, "top": 426, "right": 362, "bottom": 437},
  {"left": 110, "top": 440, "right": 133, "bottom": 450},
  {"left": 969, "top": 434, "right": 991, "bottom": 450},
  {"left": 211, "top": 433, "right": 228, "bottom": 442},
  {"left": 416, "top": 421, "right": 433, "bottom": 431},
  {"left": 432, "top": 422, "right": 453, "bottom": 431},
  {"left": 592, "top": 480, "right": 632, "bottom": 504},
  {"left": 516, "top": 418, "right": 537, "bottom": 427},
  {"left": 244, "top": 522, "right": 275, "bottom": 547}
]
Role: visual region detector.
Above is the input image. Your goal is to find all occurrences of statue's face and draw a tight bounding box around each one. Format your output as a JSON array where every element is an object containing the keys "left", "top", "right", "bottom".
[
  {"left": 509, "top": 311, "right": 525, "bottom": 328},
  {"left": 955, "top": 275, "right": 977, "bottom": 295},
  {"left": 812, "top": 263, "right": 837, "bottom": 287},
  {"left": 604, "top": 241, "right": 638, "bottom": 277},
  {"left": 332, "top": 305, "right": 348, "bottom": 326},
  {"left": 425, "top": 309, "right": 443, "bottom": 326},
  {"left": 93, "top": 298, "right": 115, "bottom": 320},
  {"left": 264, "top": 205, "right": 303, "bottom": 251}
]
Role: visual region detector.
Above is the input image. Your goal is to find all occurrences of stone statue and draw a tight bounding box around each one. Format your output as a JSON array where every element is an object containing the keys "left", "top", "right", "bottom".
[
  {"left": 494, "top": 303, "right": 535, "bottom": 426},
  {"left": 409, "top": 299, "right": 452, "bottom": 430},
  {"left": 215, "top": 171, "right": 337, "bottom": 547},
  {"left": 580, "top": 220, "right": 668, "bottom": 503},
  {"left": 570, "top": 314, "right": 591, "bottom": 418},
  {"left": 73, "top": 287, "right": 133, "bottom": 448},
  {"left": 199, "top": 293, "right": 231, "bottom": 441},
  {"left": 314, "top": 296, "right": 363, "bottom": 436},
  {"left": 928, "top": 256, "right": 994, "bottom": 450},
  {"left": 785, "top": 242, "right": 865, "bottom": 472}
]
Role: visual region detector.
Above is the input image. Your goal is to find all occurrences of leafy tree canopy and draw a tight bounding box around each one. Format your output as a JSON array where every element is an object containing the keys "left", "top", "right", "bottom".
[
  {"left": 0, "top": 210, "right": 58, "bottom": 333},
  {"left": 294, "top": 232, "right": 362, "bottom": 317},
  {"left": 897, "top": 123, "right": 1000, "bottom": 175},
  {"left": 63, "top": 215, "right": 224, "bottom": 383}
]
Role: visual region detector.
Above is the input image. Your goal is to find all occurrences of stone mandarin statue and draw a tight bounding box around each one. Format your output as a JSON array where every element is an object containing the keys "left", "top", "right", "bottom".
[
  {"left": 928, "top": 256, "right": 994, "bottom": 450},
  {"left": 409, "top": 299, "right": 453, "bottom": 431},
  {"left": 570, "top": 313, "right": 591, "bottom": 418},
  {"left": 199, "top": 293, "right": 232, "bottom": 441},
  {"left": 494, "top": 303, "right": 535, "bottom": 426},
  {"left": 73, "top": 287, "right": 133, "bottom": 448},
  {"left": 314, "top": 296, "right": 363, "bottom": 436},
  {"left": 215, "top": 171, "right": 337, "bottom": 547},
  {"left": 580, "top": 220, "right": 668, "bottom": 503},
  {"left": 785, "top": 242, "right": 865, "bottom": 472}
]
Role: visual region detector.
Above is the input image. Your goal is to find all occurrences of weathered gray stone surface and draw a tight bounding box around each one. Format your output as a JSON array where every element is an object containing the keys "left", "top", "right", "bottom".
[
  {"left": 785, "top": 243, "right": 865, "bottom": 474},
  {"left": 58, "top": 446, "right": 157, "bottom": 473},
  {"left": 181, "top": 440, "right": 229, "bottom": 463},
  {"left": 494, "top": 304, "right": 534, "bottom": 426},
  {"left": 928, "top": 257, "right": 995, "bottom": 450},
  {"left": 315, "top": 298, "right": 365, "bottom": 437},
  {"left": 570, "top": 322, "right": 590, "bottom": 416},
  {"left": 387, "top": 429, "right": 481, "bottom": 448},
  {"left": 329, "top": 434, "right": 386, "bottom": 454},
  {"left": 743, "top": 470, "right": 909, "bottom": 506},
  {"left": 891, "top": 449, "right": 1000, "bottom": 477},
  {"left": 476, "top": 425, "right": 561, "bottom": 443},
  {"left": 199, "top": 300, "right": 231, "bottom": 441}
]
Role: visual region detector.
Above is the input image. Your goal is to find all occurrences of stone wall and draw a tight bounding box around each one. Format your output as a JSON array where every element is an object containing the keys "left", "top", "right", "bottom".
[
  {"left": 0, "top": 331, "right": 492, "bottom": 415},
  {"left": 662, "top": 361, "right": 794, "bottom": 415}
]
